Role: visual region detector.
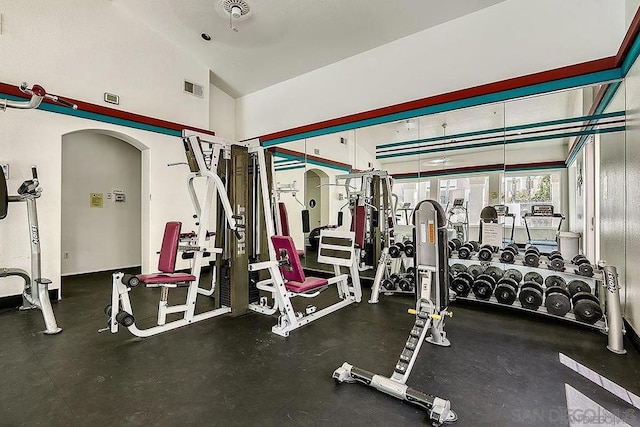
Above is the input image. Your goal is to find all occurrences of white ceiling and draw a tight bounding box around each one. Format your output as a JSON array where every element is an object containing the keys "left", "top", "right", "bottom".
[{"left": 114, "top": 0, "right": 506, "bottom": 98}]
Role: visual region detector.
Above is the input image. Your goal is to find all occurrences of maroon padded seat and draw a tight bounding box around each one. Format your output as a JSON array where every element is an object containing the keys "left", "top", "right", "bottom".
[
  {"left": 271, "top": 235, "right": 326, "bottom": 293},
  {"left": 278, "top": 202, "right": 305, "bottom": 257},
  {"left": 137, "top": 222, "right": 195, "bottom": 287}
]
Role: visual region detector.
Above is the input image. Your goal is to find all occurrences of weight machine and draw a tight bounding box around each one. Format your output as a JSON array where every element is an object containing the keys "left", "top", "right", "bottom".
[
  {"left": 104, "top": 132, "right": 275, "bottom": 336},
  {"left": 333, "top": 199, "right": 456, "bottom": 425},
  {"left": 335, "top": 170, "right": 396, "bottom": 271},
  {"left": 0, "top": 82, "right": 75, "bottom": 335},
  {"left": 445, "top": 198, "right": 469, "bottom": 242}
]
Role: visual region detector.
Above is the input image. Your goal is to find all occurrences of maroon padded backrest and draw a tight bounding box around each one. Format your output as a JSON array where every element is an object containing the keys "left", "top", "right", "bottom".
[
  {"left": 278, "top": 202, "right": 290, "bottom": 236},
  {"left": 271, "top": 235, "right": 306, "bottom": 283},
  {"left": 158, "top": 222, "right": 182, "bottom": 273},
  {"left": 352, "top": 206, "right": 366, "bottom": 248}
]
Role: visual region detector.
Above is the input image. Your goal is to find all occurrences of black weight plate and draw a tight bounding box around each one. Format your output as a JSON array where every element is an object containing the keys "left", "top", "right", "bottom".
[
  {"left": 519, "top": 284, "right": 543, "bottom": 310},
  {"left": 389, "top": 245, "right": 402, "bottom": 258},
  {"left": 395, "top": 242, "right": 405, "bottom": 252},
  {"left": 548, "top": 258, "right": 565, "bottom": 272},
  {"left": 545, "top": 292, "right": 571, "bottom": 317},
  {"left": 544, "top": 275, "right": 566, "bottom": 289},
  {"left": 525, "top": 246, "right": 540, "bottom": 254},
  {"left": 398, "top": 279, "right": 412, "bottom": 292},
  {"left": 404, "top": 245, "right": 415, "bottom": 257},
  {"left": 478, "top": 248, "right": 493, "bottom": 262},
  {"left": 547, "top": 252, "right": 563, "bottom": 260},
  {"left": 495, "top": 283, "right": 517, "bottom": 305},
  {"left": 573, "top": 299, "right": 603, "bottom": 324},
  {"left": 458, "top": 247, "right": 472, "bottom": 259},
  {"left": 382, "top": 279, "right": 396, "bottom": 290},
  {"left": 545, "top": 285, "right": 570, "bottom": 299},
  {"left": 485, "top": 266, "right": 504, "bottom": 281},
  {"left": 476, "top": 273, "right": 497, "bottom": 288},
  {"left": 504, "top": 269, "right": 523, "bottom": 283},
  {"left": 500, "top": 250, "right": 515, "bottom": 264},
  {"left": 497, "top": 277, "right": 519, "bottom": 291},
  {"left": 524, "top": 253, "right": 540, "bottom": 267},
  {"left": 567, "top": 280, "right": 590, "bottom": 297},
  {"left": 451, "top": 276, "right": 472, "bottom": 298},
  {"left": 450, "top": 263, "right": 467, "bottom": 275},
  {"left": 390, "top": 273, "right": 400, "bottom": 282},
  {"left": 406, "top": 267, "right": 416, "bottom": 276},
  {"left": 467, "top": 264, "right": 483, "bottom": 278},
  {"left": 572, "top": 254, "right": 587, "bottom": 264},
  {"left": 451, "top": 238, "right": 463, "bottom": 251},
  {"left": 577, "top": 263, "right": 594, "bottom": 277},
  {"left": 572, "top": 291, "right": 599, "bottom": 305},
  {"left": 468, "top": 241, "right": 479, "bottom": 251},
  {"left": 524, "top": 271, "right": 543, "bottom": 285},
  {"left": 472, "top": 279, "right": 494, "bottom": 300}
]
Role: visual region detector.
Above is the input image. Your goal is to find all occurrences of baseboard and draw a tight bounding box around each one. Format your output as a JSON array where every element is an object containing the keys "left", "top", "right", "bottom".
[
  {"left": 0, "top": 290, "right": 59, "bottom": 311},
  {"left": 61, "top": 265, "right": 142, "bottom": 277}
]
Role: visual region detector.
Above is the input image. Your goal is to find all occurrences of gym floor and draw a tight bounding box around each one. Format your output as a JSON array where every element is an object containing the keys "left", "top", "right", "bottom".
[{"left": 1, "top": 271, "right": 639, "bottom": 426}]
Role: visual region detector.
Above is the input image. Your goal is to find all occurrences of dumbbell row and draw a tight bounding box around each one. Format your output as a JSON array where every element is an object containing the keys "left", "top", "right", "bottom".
[
  {"left": 381, "top": 267, "right": 416, "bottom": 292},
  {"left": 449, "top": 240, "right": 595, "bottom": 277},
  {"left": 449, "top": 265, "right": 602, "bottom": 324},
  {"left": 389, "top": 240, "right": 415, "bottom": 258}
]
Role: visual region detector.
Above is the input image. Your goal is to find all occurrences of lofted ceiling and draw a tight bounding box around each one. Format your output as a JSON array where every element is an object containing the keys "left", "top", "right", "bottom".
[{"left": 113, "top": 0, "right": 506, "bottom": 98}]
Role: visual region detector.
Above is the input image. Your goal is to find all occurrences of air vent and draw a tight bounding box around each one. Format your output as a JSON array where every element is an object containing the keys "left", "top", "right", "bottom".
[{"left": 184, "top": 80, "right": 204, "bottom": 98}]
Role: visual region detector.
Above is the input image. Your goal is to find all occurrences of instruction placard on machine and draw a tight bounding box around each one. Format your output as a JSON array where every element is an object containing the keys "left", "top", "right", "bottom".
[{"left": 481, "top": 222, "right": 503, "bottom": 247}]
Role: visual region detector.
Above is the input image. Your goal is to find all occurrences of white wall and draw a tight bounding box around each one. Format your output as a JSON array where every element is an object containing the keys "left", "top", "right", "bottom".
[
  {"left": 627, "top": 0, "right": 640, "bottom": 29},
  {"left": 209, "top": 83, "right": 236, "bottom": 140},
  {"left": 0, "top": 0, "right": 209, "bottom": 128},
  {"left": 0, "top": 110, "right": 202, "bottom": 298},
  {"left": 237, "top": 0, "right": 624, "bottom": 140},
  {"left": 61, "top": 132, "right": 141, "bottom": 275}
]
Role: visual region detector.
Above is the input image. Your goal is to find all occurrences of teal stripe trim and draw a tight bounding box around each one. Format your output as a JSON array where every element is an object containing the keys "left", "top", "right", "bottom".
[
  {"left": 377, "top": 110, "right": 625, "bottom": 152},
  {"left": 565, "top": 82, "right": 623, "bottom": 165},
  {"left": 378, "top": 126, "right": 626, "bottom": 159},
  {"left": 305, "top": 158, "right": 351, "bottom": 172},
  {"left": 0, "top": 93, "right": 182, "bottom": 137},
  {"left": 394, "top": 162, "right": 566, "bottom": 180},
  {"left": 262, "top": 68, "right": 622, "bottom": 147},
  {"left": 275, "top": 165, "right": 306, "bottom": 172}
]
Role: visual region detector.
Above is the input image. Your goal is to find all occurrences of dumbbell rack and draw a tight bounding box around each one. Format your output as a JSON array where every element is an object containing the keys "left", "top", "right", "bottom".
[
  {"left": 447, "top": 254, "right": 626, "bottom": 353},
  {"left": 369, "top": 247, "right": 415, "bottom": 304}
]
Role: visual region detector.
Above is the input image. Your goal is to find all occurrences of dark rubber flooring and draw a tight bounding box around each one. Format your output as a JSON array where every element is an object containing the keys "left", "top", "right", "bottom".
[{"left": 1, "top": 270, "right": 639, "bottom": 426}]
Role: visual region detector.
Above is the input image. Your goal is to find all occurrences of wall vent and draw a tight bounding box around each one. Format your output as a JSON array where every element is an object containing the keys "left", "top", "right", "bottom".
[{"left": 184, "top": 80, "right": 204, "bottom": 98}]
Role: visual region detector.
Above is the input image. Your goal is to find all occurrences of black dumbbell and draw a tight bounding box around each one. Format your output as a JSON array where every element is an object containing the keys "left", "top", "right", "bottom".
[
  {"left": 451, "top": 238, "right": 463, "bottom": 251},
  {"left": 382, "top": 278, "right": 396, "bottom": 290},
  {"left": 545, "top": 286, "right": 571, "bottom": 317},
  {"left": 477, "top": 244, "right": 494, "bottom": 262},
  {"left": 450, "top": 263, "right": 467, "bottom": 276},
  {"left": 104, "top": 304, "right": 113, "bottom": 317},
  {"left": 571, "top": 254, "right": 587, "bottom": 264},
  {"left": 458, "top": 243, "right": 475, "bottom": 260},
  {"left": 544, "top": 275, "right": 566, "bottom": 289},
  {"left": 398, "top": 276, "right": 413, "bottom": 292},
  {"left": 495, "top": 277, "right": 519, "bottom": 305},
  {"left": 450, "top": 272, "right": 474, "bottom": 298},
  {"left": 406, "top": 266, "right": 416, "bottom": 276},
  {"left": 567, "top": 280, "right": 590, "bottom": 297},
  {"left": 523, "top": 248, "right": 540, "bottom": 268},
  {"left": 448, "top": 241, "right": 456, "bottom": 253},
  {"left": 469, "top": 241, "right": 481, "bottom": 252},
  {"left": 467, "top": 264, "right": 483, "bottom": 278},
  {"left": 547, "top": 252, "right": 565, "bottom": 272},
  {"left": 500, "top": 245, "right": 518, "bottom": 264},
  {"left": 504, "top": 268, "right": 523, "bottom": 283},
  {"left": 524, "top": 271, "right": 543, "bottom": 285},
  {"left": 485, "top": 266, "right": 504, "bottom": 282},
  {"left": 404, "top": 241, "right": 415, "bottom": 257},
  {"left": 519, "top": 281, "right": 544, "bottom": 310},
  {"left": 572, "top": 292, "right": 602, "bottom": 324},
  {"left": 472, "top": 274, "right": 496, "bottom": 301},
  {"left": 115, "top": 310, "right": 135, "bottom": 327},
  {"left": 573, "top": 257, "right": 594, "bottom": 277},
  {"left": 389, "top": 244, "right": 402, "bottom": 258}
]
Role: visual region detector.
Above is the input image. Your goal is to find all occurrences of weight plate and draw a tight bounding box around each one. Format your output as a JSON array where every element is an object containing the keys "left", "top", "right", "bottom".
[
  {"left": 572, "top": 254, "right": 587, "bottom": 264},
  {"left": 507, "top": 243, "right": 519, "bottom": 253},
  {"left": 573, "top": 299, "right": 603, "bottom": 324},
  {"left": 395, "top": 242, "right": 405, "bottom": 252},
  {"left": 404, "top": 245, "right": 415, "bottom": 257},
  {"left": 545, "top": 285, "right": 570, "bottom": 299},
  {"left": 548, "top": 253, "right": 563, "bottom": 260},
  {"left": 577, "top": 263, "right": 594, "bottom": 277},
  {"left": 406, "top": 267, "right": 416, "bottom": 276},
  {"left": 567, "top": 280, "right": 590, "bottom": 297},
  {"left": 458, "top": 247, "right": 472, "bottom": 259},
  {"left": 382, "top": 279, "right": 396, "bottom": 290},
  {"left": 503, "top": 269, "right": 523, "bottom": 283},
  {"left": 497, "top": 277, "right": 519, "bottom": 291},
  {"left": 472, "top": 279, "right": 494, "bottom": 300},
  {"left": 451, "top": 276, "right": 472, "bottom": 298},
  {"left": 390, "top": 273, "right": 400, "bottom": 282},
  {"left": 544, "top": 275, "right": 566, "bottom": 289},
  {"left": 545, "top": 292, "right": 571, "bottom": 317},
  {"left": 519, "top": 284, "right": 543, "bottom": 310},
  {"left": 476, "top": 273, "right": 497, "bottom": 288},
  {"left": 451, "top": 238, "right": 463, "bottom": 251},
  {"left": 524, "top": 253, "right": 540, "bottom": 267},
  {"left": 478, "top": 248, "right": 493, "bottom": 262},
  {"left": 500, "top": 250, "right": 515, "bottom": 264},
  {"left": 469, "top": 241, "right": 481, "bottom": 252},
  {"left": 485, "top": 266, "right": 504, "bottom": 281},
  {"left": 495, "top": 283, "right": 517, "bottom": 305},
  {"left": 467, "top": 264, "right": 483, "bottom": 278},
  {"left": 548, "top": 258, "right": 565, "bottom": 272},
  {"left": 398, "top": 279, "right": 413, "bottom": 292},
  {"left": 572, "top": 291, "right": 599, "bottom": 305},
  {"left": 389, "top": 245, "right": 402, "bottom": 258},
  {"left": 524, "top": 271, "right": 543, "bottom": 285},
  {"left": 450, "top": 263, "right": 467, "bottom": 275}
]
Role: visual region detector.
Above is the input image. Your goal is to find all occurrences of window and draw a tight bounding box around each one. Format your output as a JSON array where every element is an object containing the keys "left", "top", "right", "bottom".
[
  {"left": 438, "top": 176, "right": 489, "bottom": 226},
  {"left": 502, "top": 172, "right": 562, "bottom": 227},
  {"left": 392, "top": 180, "right": 430, "bottom": 225}
]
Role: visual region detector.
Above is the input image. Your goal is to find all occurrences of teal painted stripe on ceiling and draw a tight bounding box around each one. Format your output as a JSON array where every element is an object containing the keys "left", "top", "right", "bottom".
[
  {"left": 262, "top": 68, "right": 623, "bottom": 147},
  {"left": 275, "top": 165, "right": 306, "bottom": 172},
  {"left": 0, "top": 93, "right": 182, "bottom": 137},
  {"left": 378, "top": 126, "right": 626, "bottom": 159},
  {"left": 377, "top": 111, "right": 625, "bottom": 152},
  {"left": 565, "top": 82, "right": 623, "bottom": 165},
  {"left": 394, "top": 162, "right": 566, "bottom": 180}
]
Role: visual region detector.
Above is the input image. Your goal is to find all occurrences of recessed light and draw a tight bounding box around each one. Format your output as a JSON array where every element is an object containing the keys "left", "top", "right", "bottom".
[{"left": 201, "top": 33, "right": 212, "bottom": 41}]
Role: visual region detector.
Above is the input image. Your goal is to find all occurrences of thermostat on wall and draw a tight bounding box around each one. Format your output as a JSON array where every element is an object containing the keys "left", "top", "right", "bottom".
[{"left": 104, "top": 92, "right": 119, "bottom": 105}]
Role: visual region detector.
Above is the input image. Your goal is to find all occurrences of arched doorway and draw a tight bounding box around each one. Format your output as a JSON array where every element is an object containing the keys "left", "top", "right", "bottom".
[
  {"left": 304, "top": 168, "right": 330, "bottom": 231},
  {"left": 61, "top": 130, "right": 147, "bottom": 275}
]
